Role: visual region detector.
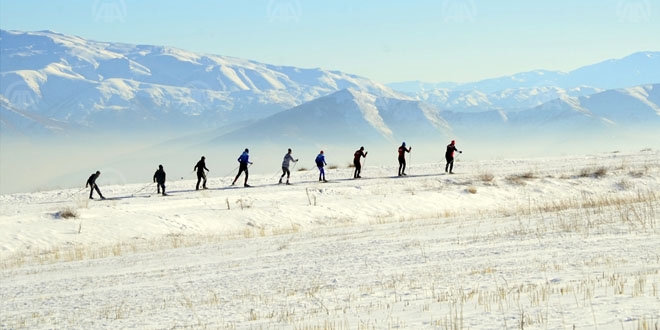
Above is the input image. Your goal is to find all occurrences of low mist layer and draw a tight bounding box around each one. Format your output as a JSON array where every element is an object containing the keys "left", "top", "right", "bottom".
[{"left": 2, "top": 127, "right": 658, "bottom": 195}]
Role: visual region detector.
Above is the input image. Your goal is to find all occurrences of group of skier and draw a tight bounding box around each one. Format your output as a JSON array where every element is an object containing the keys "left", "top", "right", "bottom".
[{"left": 85, "top": 140, "right": 462, "bottom": 199}]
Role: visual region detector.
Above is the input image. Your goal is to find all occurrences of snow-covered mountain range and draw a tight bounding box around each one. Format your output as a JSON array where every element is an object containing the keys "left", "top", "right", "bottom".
[
  {"left": 389, "top": 52, "right": 659, "bottom": 93},
  {"left": 388, "top": 52, "right": 660, "bottom": 113},
  {"left": 0, "top": 30, "right": 402, "bottom": 135},
  {"left": 443, "top": 84, "right": 660, "bottom": 132},
  {"left": 1, "top": 29, "right": 659, "bottom": 140}
]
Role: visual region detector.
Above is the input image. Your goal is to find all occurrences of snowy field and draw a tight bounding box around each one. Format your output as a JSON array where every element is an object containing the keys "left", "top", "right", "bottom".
[{"left": 1, "top": 149, "right": 659, "bottom": 329}]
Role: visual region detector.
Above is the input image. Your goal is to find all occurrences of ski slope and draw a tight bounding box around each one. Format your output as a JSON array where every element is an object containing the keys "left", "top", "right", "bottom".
[{"left": 1, "top": 150, "right": 659, "bottom": 329}]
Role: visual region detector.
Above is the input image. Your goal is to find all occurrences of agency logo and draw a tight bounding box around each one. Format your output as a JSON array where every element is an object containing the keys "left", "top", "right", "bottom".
[
  {"left": 267, "top": 0, "right": 303, "bottom": 23},
  {"left": 441, "top": 0, "right": 477, "bottom": 23},
  {"left": 3, "top": 81, "right": 39, "bottom": 110},
  {"left": 617, "top": 0, "right": 652, "bottom": 22},
  {"left": 92, "top": 0, "right": 128, "bottom": 23}
]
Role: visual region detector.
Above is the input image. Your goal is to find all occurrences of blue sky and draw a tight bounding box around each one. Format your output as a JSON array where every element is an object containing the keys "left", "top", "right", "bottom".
[{"left": 1, "top": 0, "right": 658, "bottom": 83}]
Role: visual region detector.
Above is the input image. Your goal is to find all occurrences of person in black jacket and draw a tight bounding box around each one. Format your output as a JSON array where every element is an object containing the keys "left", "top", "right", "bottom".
[
  {"left": 86, "top": 171, "right": 105, "bottom": 199},
  {"left": 398, "top": 142, "right": 411, "bottom": 176},
  {"left": 194, "top": 156, "right": 209, "bottom": 190},
  {"left": 153, "top": 164, "right": 166, "bottom": 195},
  {"left": 445, "top": 140, "right": 462, "bottom": 174}
]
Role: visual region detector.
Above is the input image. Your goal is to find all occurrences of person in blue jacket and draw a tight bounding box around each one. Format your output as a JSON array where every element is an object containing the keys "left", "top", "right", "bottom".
[
  {"left": 232, "top": 148, "right": 253, "bottom": 187},
  {"left": 315, "top": 150, "right": 327, "bottom": 182}
]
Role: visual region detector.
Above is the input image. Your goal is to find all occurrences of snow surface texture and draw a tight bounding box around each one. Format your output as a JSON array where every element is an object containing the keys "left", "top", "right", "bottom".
[{"left": 1, "top": 150, "right": 659, "bottom": 329}]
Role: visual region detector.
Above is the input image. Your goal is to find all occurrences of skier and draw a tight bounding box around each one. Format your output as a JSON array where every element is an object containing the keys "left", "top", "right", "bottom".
[
  {"left": 353, "top": 146, "right": 368, "bottom": 178},
  {"left": 153, "top": 164, "right": 166, "bottom": 195},
  {"left": 445, "top": 140, "right": 462, "bottom": 174},
  {"left": 232, "top": 148, "right": 253, "bottom": 187},
  {"left": 279, "top": 148, "right": 298, "bottom": 185},
  {"left": 194, "top": 156, "right": 209, "bottom": 190},
  {"left": 86, "top": 170, "right": 105, "bottom": 200},
  {"left": 315, "top": 150, "right": 327, "bottom": 182},
  {"left": 398, "top": 142, "right": 411, "bottom": 176}
]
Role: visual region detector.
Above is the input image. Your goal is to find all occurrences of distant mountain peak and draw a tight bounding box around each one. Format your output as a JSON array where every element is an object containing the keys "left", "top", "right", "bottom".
[{"left": 390, "top": 51, "right": 659, "bottom": 94}]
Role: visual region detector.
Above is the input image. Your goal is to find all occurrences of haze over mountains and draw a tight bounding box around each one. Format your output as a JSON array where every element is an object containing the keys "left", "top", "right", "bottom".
[{"left": 1, "top": 29, "right": 658, "bottom": 194}]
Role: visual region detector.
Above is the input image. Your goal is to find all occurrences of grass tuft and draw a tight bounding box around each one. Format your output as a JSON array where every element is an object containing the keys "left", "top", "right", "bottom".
[
  {"left": 55, "top": 207, "right": 79, "bottom": 219},
  {"left": 478, "top": 172, "right": 494, "bottom": 182},
  {"left": 507, "top": 171, "right": 536, "bottom": 185},
  {"left": 579, "top": 166, "right": 608, "bottom": 178}
]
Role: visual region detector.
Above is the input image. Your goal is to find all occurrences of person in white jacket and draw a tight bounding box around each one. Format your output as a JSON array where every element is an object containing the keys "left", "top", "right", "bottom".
[{"left": 279, "top": 148, "right": 298, "bottom": 185}]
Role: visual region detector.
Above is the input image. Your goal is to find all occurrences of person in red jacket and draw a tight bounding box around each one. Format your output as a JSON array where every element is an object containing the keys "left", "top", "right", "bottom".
[
  {"left": 353, "top": 146, "right": 367, "bottom": 178},
  {"left": 445, "top": 140, "right": 462, "bottom": 174},
  {"left": 398, "top": 142, "right": 411, "bottom": 176}
]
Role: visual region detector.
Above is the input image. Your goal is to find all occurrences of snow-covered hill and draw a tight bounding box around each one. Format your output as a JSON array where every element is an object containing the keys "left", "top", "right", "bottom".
[
  {"left": 0, "top": 30, "right": 404, "bottom": 135},
  {"left": 2, "top": 150, "right": 659, "bottom": 328}
]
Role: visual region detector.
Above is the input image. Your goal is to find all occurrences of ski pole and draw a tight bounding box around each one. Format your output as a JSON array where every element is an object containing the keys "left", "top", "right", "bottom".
[
  {"left": 68, "top": 186, "right": 88, "bottom": 200},
  {"left": 132, "top": 182, "right": 154, "bottom": 196},
  {"left": 223, "top": 165, "right": 239, "bottom": 178},
  {"left": 271, "top": 168, "right": 282, "bottom": 179}
]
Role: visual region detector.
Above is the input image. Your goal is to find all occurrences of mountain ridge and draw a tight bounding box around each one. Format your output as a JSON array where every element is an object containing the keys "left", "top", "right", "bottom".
[
  {"left": 388, "top": 51, "right": 659, "bottom": 94},
  {"left": 1, "top": 29, "right": 406, "bottom": 135}
]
